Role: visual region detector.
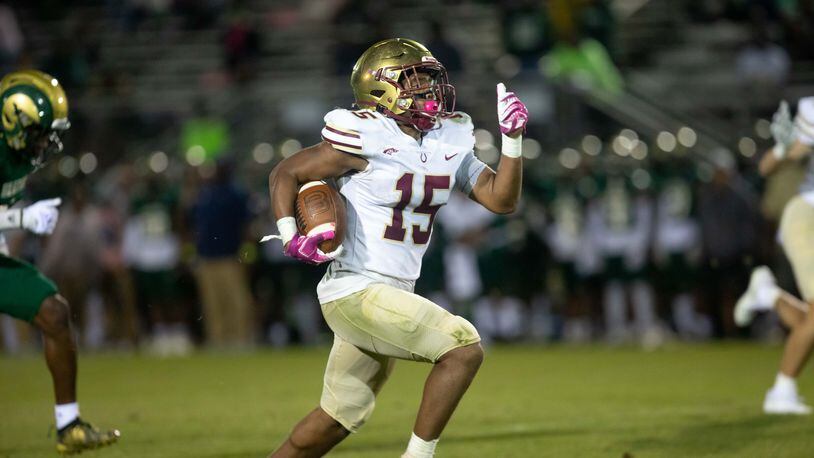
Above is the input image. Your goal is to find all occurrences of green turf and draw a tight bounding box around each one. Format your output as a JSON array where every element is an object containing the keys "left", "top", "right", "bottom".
[{"left": 0, "top": 343, "right": 811, "bottom": 457}]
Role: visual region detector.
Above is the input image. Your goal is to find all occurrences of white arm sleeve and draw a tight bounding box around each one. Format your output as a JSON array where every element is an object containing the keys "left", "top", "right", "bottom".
[
  {"left": 0, "top": 208, "right": 21, "bottom": 231},
  {"left": 455, "top": 151, "right": 488, "bottom": 195},
  {"left": 796, "top": 97, "right": 814, "bottom": 145}
]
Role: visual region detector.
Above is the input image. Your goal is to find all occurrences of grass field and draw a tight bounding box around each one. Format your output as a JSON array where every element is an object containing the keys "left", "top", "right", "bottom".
[{"left": 1, "top": 343, "right": 812, "bottom": 457}]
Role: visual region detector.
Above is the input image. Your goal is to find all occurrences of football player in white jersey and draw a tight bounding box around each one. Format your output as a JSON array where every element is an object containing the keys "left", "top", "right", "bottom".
[
  {"left": 266, "top": 38, "right": 528, "bottom": 457},
  {"left": 736, "top": 97, "right": 814, "bottom": 414}
]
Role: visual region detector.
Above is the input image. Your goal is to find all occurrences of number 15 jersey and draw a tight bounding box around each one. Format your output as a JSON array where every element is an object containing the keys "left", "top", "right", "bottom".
[{"left": 316, "top": 108, "right": 487, "bottom": 303}]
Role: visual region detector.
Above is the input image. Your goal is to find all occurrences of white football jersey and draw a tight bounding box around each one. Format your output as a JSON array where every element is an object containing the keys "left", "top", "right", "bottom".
[
  {"left": 316, "top": 108, "right": 487, "bottom": 303},
  {"left": 794, "top": 97, "right": 814, "bottom": 201}
]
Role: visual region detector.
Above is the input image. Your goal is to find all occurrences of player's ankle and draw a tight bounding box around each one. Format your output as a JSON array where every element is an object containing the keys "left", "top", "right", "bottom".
[
  {"left": 55, "top": 402, "right": 80, "bottom": 431},
  {"left": 404, "top": 432, "right": 438, "bottom": 458},
  {"left": 772, "top": 372, "right": 798, "bottom": 394}
]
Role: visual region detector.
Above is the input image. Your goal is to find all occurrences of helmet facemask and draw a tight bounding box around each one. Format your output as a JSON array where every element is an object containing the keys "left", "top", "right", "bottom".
[
  {"left": 27, "top": 124, "right": 67, "bottom": 168},
  {"left": 375, "top": 59, "right": 456, "bottom": 132}
]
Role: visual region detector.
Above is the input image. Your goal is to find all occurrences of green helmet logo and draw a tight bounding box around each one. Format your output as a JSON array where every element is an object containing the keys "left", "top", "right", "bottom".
[{"left": 0, "top": 70, "right": 70, "bottom": 167}]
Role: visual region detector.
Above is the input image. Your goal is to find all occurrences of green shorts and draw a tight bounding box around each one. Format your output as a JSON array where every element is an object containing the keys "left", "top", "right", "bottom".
[{"left": 0, "top": 254, "right": 58, "bottom": 322}]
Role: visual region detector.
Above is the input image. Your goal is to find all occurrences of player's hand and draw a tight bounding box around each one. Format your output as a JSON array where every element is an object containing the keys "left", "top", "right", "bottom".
[
  {"left": 771, "top": 100, "right": 796, "bottom": 158},
  {"left": 283, "top": 229, "right": 343, "bottom": 265},
  {"left": 22, "top": 198, "right": 61, "bottom": 235},
  {"left": 497, "top": 83, "right": 529, "bottom": 137}
]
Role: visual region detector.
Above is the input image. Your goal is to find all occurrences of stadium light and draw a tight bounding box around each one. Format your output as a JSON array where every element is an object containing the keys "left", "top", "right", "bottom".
[
  {"left": 677, "top": 127, "right": 697, "bottom": 147},
  {"left": 754, "top": 119, "right": 771, "bottom": 140},
  {"left": 581, "top": 135, "right": 602, "bottom": 156},
  {"left": 477, "top": 144, "right": 499, "bottom": 164},
  {"left": 631, "top": 168, "right": 651, "bottom": 190},
  {"left": 280, "top": 139, "right": 302, "bottom": 158},
  {"left": 738, "top": 137, "right": 757, "bottom": 157},
  {"left": 612, "top": 136, "right": 630, "bottom": 156},
  {"left": 252, "top": 143, "right": 274, "bottom": 164},
  {"left": 559, "top": 148, "right": 581, "bottom": 169},
  {"left": 656, "top": 131, "right": 677, "bottom": 152},
  {"left": 522, "top": 139, "right": 541, "bottom": 159},
  {"left": 631, "top": 140, "right": 648, "bottom": 160},
  {"left": 149, "top": 151, "right": 169, "bottom": 173},
  {"left": 186, "top": 145, "right": 206, "bottom": 166},
  {"left": 474, "top": 129, "right": 494, "bottom": 149},
  {"left": 79, "top": 152, "right": 97, "bottom": 175},
  {"left": 58, "top": 156, "right": 78, "bottom": 178},
  {"left": 495, "top": 54, "right": 521, "bottom": 79},
  {"left": 619, "top": 128, "right": 638, "bottom": 141}
]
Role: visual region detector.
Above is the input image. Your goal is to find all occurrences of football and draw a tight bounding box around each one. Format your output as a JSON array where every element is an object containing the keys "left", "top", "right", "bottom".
[{"left": 295, "top": 180, "right": 346, "bottom": 253}]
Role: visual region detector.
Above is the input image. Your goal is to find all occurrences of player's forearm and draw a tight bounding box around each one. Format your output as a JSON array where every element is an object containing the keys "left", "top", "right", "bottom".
[
  {"left": 268, "top": 161, "right": 298, "bottom": 220},
  {"left": 758, "top": 149, "right": 780, "bottom": 177},
  {"left": 488, "top": 154, "right": 522, "bottom": 214}
]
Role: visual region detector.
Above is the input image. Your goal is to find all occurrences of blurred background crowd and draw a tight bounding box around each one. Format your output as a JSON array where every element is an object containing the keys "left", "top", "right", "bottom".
[{"left": 1, "top": 0, "right": 813, "bottom": 354}]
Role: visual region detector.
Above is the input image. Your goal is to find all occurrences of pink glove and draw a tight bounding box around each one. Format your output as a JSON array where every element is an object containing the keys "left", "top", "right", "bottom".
[
  {"left": 497, "top": 83, "right": 529, "bottom": 135},
  {"left": 284, "top": 229, "right": 343, "bottom": 265}
]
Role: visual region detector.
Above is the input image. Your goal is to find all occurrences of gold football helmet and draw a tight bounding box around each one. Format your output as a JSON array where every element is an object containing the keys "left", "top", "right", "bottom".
[
  {"left": 0, "top": 69, "right": 70, "bottom": 167},
  {"left": 351, "top": 38, "right": 455, "bottom": 131}
]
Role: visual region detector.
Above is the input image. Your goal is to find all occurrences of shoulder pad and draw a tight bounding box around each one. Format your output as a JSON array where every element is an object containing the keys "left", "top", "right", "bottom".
[
  {"left": 439, "top": 111, "right": 475, "bottom": 151},
  {"left": 322, "top": 109, "right": 366, "bottom": 156},
  {"left": 443, "top": 111, "right": 474, "bottom": 129}
]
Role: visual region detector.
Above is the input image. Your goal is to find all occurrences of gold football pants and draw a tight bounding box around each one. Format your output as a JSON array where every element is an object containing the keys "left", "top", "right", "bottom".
[{"left": 319, "top": 282, "right": 480, "bottom": 432}]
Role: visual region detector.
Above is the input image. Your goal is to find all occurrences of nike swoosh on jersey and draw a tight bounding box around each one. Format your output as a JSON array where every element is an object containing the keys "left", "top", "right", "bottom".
[{"left": 444, "top": 153, "right": 459, "bottom": 161}]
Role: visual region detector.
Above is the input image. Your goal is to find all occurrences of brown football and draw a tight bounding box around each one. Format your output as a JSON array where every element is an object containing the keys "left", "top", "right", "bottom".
[{"left": 295, "top": 181, "right": 346, "bottom": 253}]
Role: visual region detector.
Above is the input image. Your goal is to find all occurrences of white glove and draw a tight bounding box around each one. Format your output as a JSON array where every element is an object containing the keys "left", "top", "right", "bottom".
[
  {"left": 771, "top": 100, "right": 797, "bottom": 159},
  {"left": 22, "top": 198, "right": 62, "bottom": 235}
]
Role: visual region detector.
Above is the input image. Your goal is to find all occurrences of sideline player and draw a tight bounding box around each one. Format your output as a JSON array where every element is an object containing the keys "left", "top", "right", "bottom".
[
  {"left": 0, "top": 70, "right": 120, "bottom": 453},
  {"left": 735, "top": 97, "right": 814, "bottom": 414},
  {"left": 266, "top": 38, "right": 527, "bottom": 457}
]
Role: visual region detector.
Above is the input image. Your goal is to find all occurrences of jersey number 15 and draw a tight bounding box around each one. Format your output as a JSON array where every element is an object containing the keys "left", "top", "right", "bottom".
[{"left": 384, "top": 173, "right": 450, "bottom": 245}]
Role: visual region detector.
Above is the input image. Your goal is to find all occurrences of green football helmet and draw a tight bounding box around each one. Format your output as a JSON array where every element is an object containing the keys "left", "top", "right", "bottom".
[
  {"left": 0, "top": 69, "right": 70, "bottom": 167},
  {"left": 351, "top": 38, "right": 455, "bottom": 131}
]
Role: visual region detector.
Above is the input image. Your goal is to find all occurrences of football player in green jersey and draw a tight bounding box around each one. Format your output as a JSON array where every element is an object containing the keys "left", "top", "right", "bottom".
[{"left": 0, "top": 70, "right": 119, "bottom": 454}]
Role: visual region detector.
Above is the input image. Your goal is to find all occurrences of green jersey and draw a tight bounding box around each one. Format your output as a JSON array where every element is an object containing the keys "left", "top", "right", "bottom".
[
  {"left": 0, "top": 137, "right": 58, "bottom": 321},
  {"left": 0, "top": 138, "right": 35, "bottom": 206}
]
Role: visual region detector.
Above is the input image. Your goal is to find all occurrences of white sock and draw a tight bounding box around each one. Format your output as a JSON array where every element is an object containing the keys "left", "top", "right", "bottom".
[
  {"left": 756, "top": 283, "right": 781, "bottom": 309},
  {"left": 403, "top": 432, "right": 438, "bottom": 458},
  {"left": 55, "top": 402, "right": 80, "bottom": 430},
  {"left": 772, "top": 373, "right": 797, "bottom": 395}
]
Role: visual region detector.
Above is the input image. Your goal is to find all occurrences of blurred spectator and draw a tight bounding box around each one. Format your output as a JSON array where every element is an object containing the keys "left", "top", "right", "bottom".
[
  {"left": 96, "top": 199, "right": 140, "bottom": 349},
  {"left": 426, "top": 20, "right": 463, "bottom": 73},
  {"left": 736, "top": 23, "right": 790, "bottom": 88},
  {"left": 222, "top": 9, "right": 261, "bottom": 83},
  {"left": 122, "top": 176, "right": 191, "bottom": 356},
  {"left": 780, "top": 0, "right": 814, "bottom": 60},
  {"left": 39, "top": 183, "right": 103, "bottom": 345},
  {"left": 652, "top": 161, "right": 711, "bottom": 339},
  {"left": 332, "top": 0, "right": 389, "bottom": 75},
  {"left": 697, "top": 158, "right": 758, "bottom": 337},
  {"left": 544, "top": 178, "right": 600, "bottom": 342},
  {"left": 438, "top": 193, "right": 494, "bottom": 316},
  {"left": 473, "top": 293, "right": 526, "bottom": 344},
  {"left": 542, "top": 31, "right": 623, "bottom": 95},
  {"left": 592, "top": 175, "right": 661, "bottom": 347},
  {"left": 0, "top": 4, "right": 23, "bottom": 73},
  {"left": 174, "top": 0, "right": 223, "bottom": 29},
  {"left": 192, "top": 158, "right": 254, "bottom": 348},
  {"left": 41, "top": 36, "right": 91, "bottom": 92},
  {"left": 501, "top": 0, "right": 550, "bottom": 69}
]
